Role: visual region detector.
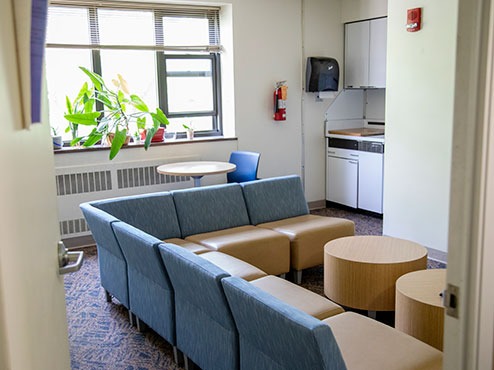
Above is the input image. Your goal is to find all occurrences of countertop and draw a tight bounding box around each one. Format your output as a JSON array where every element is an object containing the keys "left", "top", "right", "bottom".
[{"left": 326, "top": 133, "right": 385, "bottom": 143}]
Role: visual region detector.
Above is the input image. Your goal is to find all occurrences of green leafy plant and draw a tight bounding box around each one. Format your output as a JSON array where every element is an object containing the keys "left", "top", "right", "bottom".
[
  {"left": 50, "top": 126, "right": 59, "bottom": 136},
  {"left": 64, "top": 81, "right": 95, "bottom": 145},
  {"left": 64, "top": 67, "right": 169, "bottom": 160}
]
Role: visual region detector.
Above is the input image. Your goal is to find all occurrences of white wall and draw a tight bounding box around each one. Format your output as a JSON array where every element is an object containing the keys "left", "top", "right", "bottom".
[
  {"left": 342, "top": 0, "right": 387, "bottom": 23},
  {"left": 55, "top": 0, "right": 347, "bottom": 204},
  {"left": 302, "top": 0, "right": 344, "bottom": 203},
  {"left": 383, "top": 1, "right": 458, "bottom": 252}
]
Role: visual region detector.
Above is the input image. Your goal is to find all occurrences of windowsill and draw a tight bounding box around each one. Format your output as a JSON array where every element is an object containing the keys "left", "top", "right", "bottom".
[{"left": 53, "top": 136, "right": 237, "bottom": 155}]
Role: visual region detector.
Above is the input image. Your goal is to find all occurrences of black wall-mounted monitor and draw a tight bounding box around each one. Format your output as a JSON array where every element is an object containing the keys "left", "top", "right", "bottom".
[{"left": 306, "top": 57, "right": 339, "bottom": 92}]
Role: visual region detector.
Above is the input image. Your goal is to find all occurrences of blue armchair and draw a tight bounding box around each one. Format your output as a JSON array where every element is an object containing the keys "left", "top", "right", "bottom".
[{"left": 227, "top": 151, "right": 260, "bottom": 183}]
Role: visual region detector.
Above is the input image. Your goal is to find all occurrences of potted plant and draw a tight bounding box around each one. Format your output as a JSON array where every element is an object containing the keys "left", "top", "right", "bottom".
[
  {"left": 51, "top": 126, "right": 63, "bottom": 150},
  {"left": 64, "top": 81, "right": 94, "bottom": 146},
  {"left": 183, "top": 123, "right": 194, "bottom": 140},
  {"left": 64, "top": 67, "right": 169, "bottom": 160}
]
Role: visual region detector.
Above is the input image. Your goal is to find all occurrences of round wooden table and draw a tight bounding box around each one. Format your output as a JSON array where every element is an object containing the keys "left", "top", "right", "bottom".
[
  {"left": 395, "top": 268, "right": 446, "bottom": 350},
  {"left": 157, "top": 161, "right": 236, "bottom": 187},
  {"left": 324, "top": 235, "right": 428, "bottom": 312}
]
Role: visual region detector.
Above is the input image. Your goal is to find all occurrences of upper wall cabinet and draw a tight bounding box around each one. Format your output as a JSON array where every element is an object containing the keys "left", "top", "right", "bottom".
[{"left": 344, "top": 17, "right": 387, "bottom": 89}]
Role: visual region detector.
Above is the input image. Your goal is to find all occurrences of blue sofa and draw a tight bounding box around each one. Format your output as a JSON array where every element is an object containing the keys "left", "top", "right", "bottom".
[{"left": 80, "top": 174, "right": 355, "bottom": 305}]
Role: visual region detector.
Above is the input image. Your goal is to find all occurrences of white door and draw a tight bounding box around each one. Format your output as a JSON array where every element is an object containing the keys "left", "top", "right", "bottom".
[
  {"left": 326, "top": 155, "right": 358, "bottom": 208},
  {"left": 368, "top": 18, "right": 387, "bottom": 88},
  {"left": 357, "top": 151, "right": 383, "bottom": 214},
  {"left": 344, "top": 20, "right": 370, "bottom": 89},
  {"left": 0, "top": 1, "right": 71, "bottom": 369}
]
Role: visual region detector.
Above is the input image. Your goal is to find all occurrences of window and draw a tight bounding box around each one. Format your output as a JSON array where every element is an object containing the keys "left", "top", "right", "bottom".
[{"left": 45, "top": 1, "right": 222, "bottom": 141}]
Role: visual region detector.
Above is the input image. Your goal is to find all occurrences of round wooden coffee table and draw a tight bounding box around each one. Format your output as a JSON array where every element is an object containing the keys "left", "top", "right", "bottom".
[
  {"left": 395, "top": 268, "right": 446, "bottom": 350},
  {"left": 324, "top": 235, "right": 427, "bottom": 312}
]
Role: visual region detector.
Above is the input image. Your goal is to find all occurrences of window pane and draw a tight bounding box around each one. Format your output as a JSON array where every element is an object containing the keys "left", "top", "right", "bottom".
[
  {"left": 45, "top": 49, "right": 93, "bottom": 140},
  {"left": 46, "top": 7, "right": 90, "bottom": 44},
  {"left": 162, "top": 16, "right": 209, "bottom": 46},
  {"left": 166, "top": 58, "right": 213, "bottom": 113},
  {"left": 167, "top": 116, "right": 213, "bottom": 133},
  {"left": 100, "top": 50, "right": 159, "bottom": 109},
  {"left": 98, "top": 9, "right": 155, "bottom": 45}
]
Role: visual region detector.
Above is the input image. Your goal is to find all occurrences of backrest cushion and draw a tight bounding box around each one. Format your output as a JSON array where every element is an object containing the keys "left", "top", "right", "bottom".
[
  {"left": 240, "top": 175, "right": 309, "bottom": 225},
  {"left": 159, "top": 243, "right": 234, "bottom": 326},
  {"left": 92, "top": 191, "right": 181, "bottom": 239},
  {"left": 172, "top": 183, "right": 250, "bottom": 237},
  {"left": 112, "top": 222, "right": 171, "bottom": 288},
  {"left": 222, "top": 276, "right": 346, "bottom": 370}
]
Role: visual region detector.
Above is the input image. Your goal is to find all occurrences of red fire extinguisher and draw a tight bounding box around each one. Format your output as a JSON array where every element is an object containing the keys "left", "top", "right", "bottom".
[{"left": 273, "top": 81, "right": 287, "bottom": 121}]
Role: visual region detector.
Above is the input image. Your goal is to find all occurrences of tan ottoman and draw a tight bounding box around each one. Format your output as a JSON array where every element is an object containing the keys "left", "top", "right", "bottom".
[
  {"left": 186, "top": 225, "right": 290, "bottom": 276},
  {"left": 200, "top": 251, "right": 267, "bottom": 282},
  {"left": 323, "top": 312, "right": 442, "bottom": 370},
  {"left": 251, "top": 275, "right": 344, "bottom": 320},
  {"left": 257, "top": 214, "right": 355, "bottom": 283}
]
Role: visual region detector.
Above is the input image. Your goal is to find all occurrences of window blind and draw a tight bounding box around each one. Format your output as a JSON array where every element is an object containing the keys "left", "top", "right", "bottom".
[{"left": 46, "top": 1, "right": 222, "bottom": 52}]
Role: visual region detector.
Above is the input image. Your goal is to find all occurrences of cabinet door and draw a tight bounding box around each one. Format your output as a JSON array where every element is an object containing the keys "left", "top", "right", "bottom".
[
  {"left": 326, "top": 156, "right": 358, "bottom": 208},
  {"left": 344, "top": 21, "right": 370, "bottom": 88},
  {"left": 357, "top": 151, "right": 383, "bottom": 213},
  {"left": 369, "top": 17, "right": 387, "bottom": 88}
]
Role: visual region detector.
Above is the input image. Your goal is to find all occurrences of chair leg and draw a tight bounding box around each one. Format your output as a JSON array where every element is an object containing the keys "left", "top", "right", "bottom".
[
  {"left": 184, "top": 355, "right": 199, "bottom": 370},
  {"left": 173, "top": 346, "right": 184, "bottom": 366},
  {"left": 279, "top": 273, "right": 286, "bottom": 280},
  {"left": 104, "top": 290, "right": 112, "bottom": 303},
  {"left": 128, "top": 310, "right": 135, "bottom": 326},
  {"left": 294, "top": 270, "right": 303, "bottom": 285},
  {"left": 136, "top": 317, "right": 147, "bottom": 332}
]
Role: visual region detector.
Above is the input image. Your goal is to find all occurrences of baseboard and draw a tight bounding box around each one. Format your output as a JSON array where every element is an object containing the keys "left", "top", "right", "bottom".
[
  {"left": 63, "top": 235, "right": 95, "bottom": 250},
  {"left": 308, "top": 200, "right": 326, "bottom": 210},
  {"left": 426, "top": 247, "right": 448, "bottom": 264}
]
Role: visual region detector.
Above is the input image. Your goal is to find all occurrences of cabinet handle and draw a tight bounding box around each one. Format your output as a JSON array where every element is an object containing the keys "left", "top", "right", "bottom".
[
  {"left": 328, "top": 151, "right": 336, "bottom": 155},
  {"left": 350, "top": 153, "right": 359, "bottom": 157},
  {"left": 349, "top": 160, "right": 358, "bottom": 165}
]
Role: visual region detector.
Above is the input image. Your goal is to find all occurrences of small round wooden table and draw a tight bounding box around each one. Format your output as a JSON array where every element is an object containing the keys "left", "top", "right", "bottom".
[
  {"left": 157, "top": 161, "right": 236, "bottom": 187},
  {"left": 395, "top": 268, "right": 446, "bottom": 350},
  {"left": 324, "top": 235, "right": 428, "bottom": 312}
]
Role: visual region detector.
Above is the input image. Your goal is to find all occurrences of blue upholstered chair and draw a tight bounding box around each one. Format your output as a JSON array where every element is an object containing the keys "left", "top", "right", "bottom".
[
  {"left": 80, "top": 204, "right": 129, "bottom": 309},
  {"left": 222, "top": 276, "right": 443, "bottom": 370},
  {"left": 240, "top": 175, "right": 355, "bottom": 283},
  {"left": 227, "top": 151, "right": 260, "bottom": 183},
  {"left": 222, "top": 276, "right": 346, "bottom": 370},
  {"left": 111, "top": 222, "right": 179, "bottom": 361},
  {"left": 158, "top": 243, "right": 239, "bottom": 370}
]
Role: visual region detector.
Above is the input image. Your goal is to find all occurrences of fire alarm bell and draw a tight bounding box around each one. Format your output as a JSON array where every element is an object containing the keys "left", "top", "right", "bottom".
[{"left": 407, "top": 8, "right": 422, "bottom": 32}]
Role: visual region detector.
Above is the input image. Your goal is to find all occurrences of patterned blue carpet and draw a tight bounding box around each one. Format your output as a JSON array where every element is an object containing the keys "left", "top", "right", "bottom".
[{"left": 64, "top": 207, "right": 445, "bottom": 369}]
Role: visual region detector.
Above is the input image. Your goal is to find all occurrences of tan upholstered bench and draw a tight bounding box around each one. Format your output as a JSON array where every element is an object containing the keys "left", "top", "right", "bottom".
[
  {"left": 251, "top": 275, "right": 344, "bottom": 320},
  {"left": 200, "top": 251, "right": 267, "bottom": 281},
  {"left": 164, "top": 238, "right": 212, "bottom": 254},
  {"left": 323, "top": 312, "right": 442, "bottom": 369},
  {"left": 186, "top": 225, "right": 290, "bottom": 276}
]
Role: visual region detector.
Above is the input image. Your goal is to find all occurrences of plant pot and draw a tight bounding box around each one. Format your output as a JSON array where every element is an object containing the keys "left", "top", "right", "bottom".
[
  {"left": 140, "top": 127, "right": 165, "bottom": 142},
  {"left": 186, "top": 129, "right": 194, "bottom": 140},
  {"left": 52, "top": 135, "right": 63, "bottom": 150},
  {"left": 106, "top": 133, "right": 131, "bottom": 146}
]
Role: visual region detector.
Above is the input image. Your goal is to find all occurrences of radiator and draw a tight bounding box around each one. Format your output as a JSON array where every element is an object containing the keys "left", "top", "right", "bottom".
[{"left": 56, "top": 156, "right": 197, "bottom": 239}]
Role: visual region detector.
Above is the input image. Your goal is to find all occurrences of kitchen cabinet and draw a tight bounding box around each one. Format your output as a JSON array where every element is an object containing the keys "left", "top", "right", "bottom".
[
  {"left": 344, "top": 17, "right": 387, "bottom": 89},
  {"left": 326, "top": 136, "right": 384, "bottom": 214},
  {"left": 358, "top": 150, "right": 384, "bottom": 213},
  {"left": 326, "top": 148, "right": 359, "bottom": 208}
]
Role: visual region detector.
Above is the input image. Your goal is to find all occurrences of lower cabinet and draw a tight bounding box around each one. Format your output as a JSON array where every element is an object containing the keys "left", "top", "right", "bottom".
[
  {"left": 326, "top": 145, "right": 384, "bottom": 214},
  {"left": 358, "top": 151, "right": 383, "bottom": 214},
  {"left": 326, "top": 155, "right": 358, "bottom": 208}
]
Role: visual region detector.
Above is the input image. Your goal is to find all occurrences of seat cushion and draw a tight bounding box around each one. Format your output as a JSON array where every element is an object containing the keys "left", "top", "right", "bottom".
[
  {"left": 186, "top": 225, "right": 290, "bottom": 276},
  {"left": 323, "top": 312, "right": 443, "bottom": 370},
  {"left": 200, "top": 252, "right": 267, "bottom": 281},
  {"left": 258, "top": 214, "right": 355, "bottom": 270},
  {"left": 164, "top": 238, "right": 211, "bottom": 254},
  {"left": 250, "top": 275, "right": 344, "bottom": 320}
]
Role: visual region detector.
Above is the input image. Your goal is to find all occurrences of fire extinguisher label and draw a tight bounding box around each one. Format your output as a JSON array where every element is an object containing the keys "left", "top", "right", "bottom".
[{"left": 278, "top": 100, "right": 286, "bottom": 109}]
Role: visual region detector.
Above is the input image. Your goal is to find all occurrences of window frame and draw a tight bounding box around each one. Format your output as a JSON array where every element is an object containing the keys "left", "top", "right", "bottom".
[{"left": 46, "top": 1, "right": 223, "bottom": 141}]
